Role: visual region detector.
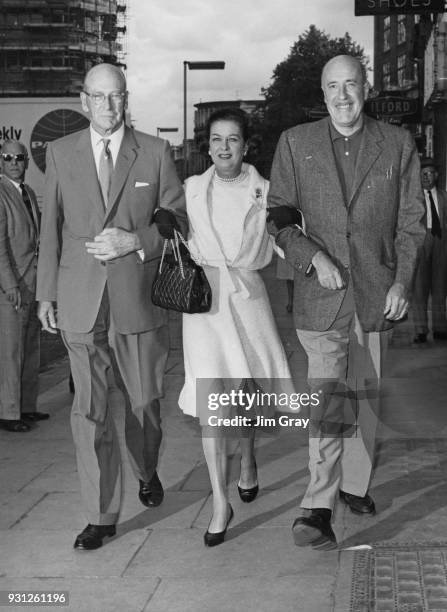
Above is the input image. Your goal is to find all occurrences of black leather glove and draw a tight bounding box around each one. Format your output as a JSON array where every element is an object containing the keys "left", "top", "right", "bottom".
[
  {"left": 153, "top": 208, "right": 179, "bottom": 239},
  {"left": 266, "top": 206, "right": 302, "bottom": 230}
]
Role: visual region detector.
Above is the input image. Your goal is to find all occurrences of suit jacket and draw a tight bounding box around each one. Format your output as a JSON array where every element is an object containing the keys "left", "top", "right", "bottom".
[
  {"left": 268, "top": 115, "right": 425, "bottom": 332},
  {"left": 36, "top": 126, "right": 187, "bottom": 334},
  {"left": 0, "top": 177, "right": 39, "bottom": 304}
]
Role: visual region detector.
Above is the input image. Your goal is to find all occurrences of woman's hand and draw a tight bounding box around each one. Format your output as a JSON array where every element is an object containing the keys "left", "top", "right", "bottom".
[
  {"left": 153, "top": 208, "right": 179, "bottom": 239},
  {"left": 266, "top": 206, "right": 302, "bottom": 230}
]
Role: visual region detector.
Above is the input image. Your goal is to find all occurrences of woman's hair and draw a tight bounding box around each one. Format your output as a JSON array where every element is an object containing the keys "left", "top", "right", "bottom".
[{"left": 206, "top": 107, "right": 250, "bottom": 142}]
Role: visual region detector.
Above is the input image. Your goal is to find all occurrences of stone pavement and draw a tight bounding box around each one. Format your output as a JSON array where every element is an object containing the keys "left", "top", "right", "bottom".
[{"left": 1, "top": 259, "right": 447, "bottom": 612}]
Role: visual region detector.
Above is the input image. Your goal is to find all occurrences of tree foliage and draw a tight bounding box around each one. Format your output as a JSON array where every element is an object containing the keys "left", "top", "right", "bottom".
[{"left": 249, "top": 25, "right": 369, "bottom": 175}]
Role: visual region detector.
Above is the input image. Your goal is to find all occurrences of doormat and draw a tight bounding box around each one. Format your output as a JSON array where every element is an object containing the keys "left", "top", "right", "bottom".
[{"left": 351, "top": 542, "right": 447, "bottom": 612}]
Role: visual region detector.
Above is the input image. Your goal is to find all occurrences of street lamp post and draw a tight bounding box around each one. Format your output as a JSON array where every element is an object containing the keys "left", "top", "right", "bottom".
[
  {"left": 157, "top": 127, "right": 179, "bottom": 140},
  {"left": 183, "top": 60, "right": 225, "bottom": 179}
]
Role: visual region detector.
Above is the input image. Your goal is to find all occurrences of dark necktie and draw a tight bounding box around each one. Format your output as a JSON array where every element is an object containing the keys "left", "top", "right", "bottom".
[
  {"left": 20, "top": 183, "right": 37, "bottom": 232},
  {"left": 98, "top": 138, "right": 113, "bottom": 207},
  {"left": 428, "top": 190, "right": 442, "bottom": 238}
]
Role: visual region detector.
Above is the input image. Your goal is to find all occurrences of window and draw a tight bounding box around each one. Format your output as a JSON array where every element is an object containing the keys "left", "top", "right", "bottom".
[
  {"left": 383, "top": 62, "right": 391, "bottom": 90},
  {"left": 397, "top": 15, "right": 406, "bottom": 45},
  {"left": 384, "top": 16, "right": 391, "bottom": 52},
  {"left": 397, "top": 55, "right": 406, "bottom": 87}
]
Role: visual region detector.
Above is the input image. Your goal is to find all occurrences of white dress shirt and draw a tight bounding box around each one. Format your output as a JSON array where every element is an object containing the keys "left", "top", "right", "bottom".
[
  {"left": 89, "top": 123, "right": 144, "bottom": 259},
  {"left": 424, "top": 188, "right": 439, "bottom": 231},
  {"left": 90, "top": 123, "right": 124, "bottom": 174}
]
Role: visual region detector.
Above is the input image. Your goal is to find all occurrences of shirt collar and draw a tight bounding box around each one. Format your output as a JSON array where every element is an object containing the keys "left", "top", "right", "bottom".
[
  {"left": 1, "top": 175, "right": 22, "bottom": 191},
  {"left": 90, "top": 122, "right": 125, "bottom": 148},
  {"left": 329, "top": 120, "right": 364, "bottom": 143}
]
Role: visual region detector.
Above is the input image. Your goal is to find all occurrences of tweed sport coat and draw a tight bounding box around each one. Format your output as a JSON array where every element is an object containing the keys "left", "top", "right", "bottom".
[
  {"left": 0, "top": 177, "right": 39, "bottom": 303},
  {"left": 268, "top": 115, "right": 425, "bottom": 332},
  {"left": 36, "top": 126, "right": 187, "bottom": 334}
]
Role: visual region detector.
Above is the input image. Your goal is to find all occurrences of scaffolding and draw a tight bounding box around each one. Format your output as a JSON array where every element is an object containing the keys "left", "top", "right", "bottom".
[{"left": 0, "top": 0, "right": 128, "bottom": 96}]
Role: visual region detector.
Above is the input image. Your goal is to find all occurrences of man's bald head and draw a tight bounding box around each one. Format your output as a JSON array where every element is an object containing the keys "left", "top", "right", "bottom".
[
  {"left": 81, "top": 63, "right": 127, "bottom": 136},
  {"left": 83, "top": 63, "right": 127, "bottom": 92},
  {"left": 321, "top": 55, "right": 366, "bottom": 88}
]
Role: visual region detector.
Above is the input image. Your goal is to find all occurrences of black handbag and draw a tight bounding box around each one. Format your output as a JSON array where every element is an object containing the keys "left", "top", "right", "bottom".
[{"left": 151, "top": 230, "right": 212, "bottom": 314}]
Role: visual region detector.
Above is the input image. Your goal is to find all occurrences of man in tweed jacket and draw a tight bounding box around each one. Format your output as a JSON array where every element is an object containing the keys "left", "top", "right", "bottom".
[{"left": 268, "top": 55, "right": 425, "bottom": 548}]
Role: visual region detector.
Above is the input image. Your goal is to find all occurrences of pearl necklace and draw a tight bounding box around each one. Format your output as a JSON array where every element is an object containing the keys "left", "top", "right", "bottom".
[{"left": 214, "top": 170, "right": 247, "bottom": 184}]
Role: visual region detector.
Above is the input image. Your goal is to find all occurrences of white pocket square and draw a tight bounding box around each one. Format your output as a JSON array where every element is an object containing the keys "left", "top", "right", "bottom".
[{"left": 135, "top": 181, "right": 150, "bottom": 187}]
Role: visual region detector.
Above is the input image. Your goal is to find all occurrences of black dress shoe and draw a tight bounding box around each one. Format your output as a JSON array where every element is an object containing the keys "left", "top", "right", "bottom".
[
  {"left": 433, "top": 331, "right": 447, "bottom": 340},
  {"left": 413, "top": 333, "right": 427, "bottom": 344},
  {"left": 292, "top": 509, "right": 336, "bottom": 548},
  {"left": 21, "top": 412, "right": 50, "bottom": 422},
  {"left": 339, "top": 490, "right": 376, "bottom": 515},
  {"left": 139, "top": 472, "right": 164, "bottom": 507},
  {"left": 237, "top": 461, "right": 259, "bottom": 503},
  {"left": 204, "top": 505, "right": 234, "bottom": 547},
  {"left": 73, "top": 524, "right": 116, "bottom": 550},
  {"left": 0, "top": 419, "right": 30, "bottom": 432}
]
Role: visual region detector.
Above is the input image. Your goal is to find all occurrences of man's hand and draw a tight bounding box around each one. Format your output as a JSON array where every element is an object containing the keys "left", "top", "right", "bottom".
[
  {"left": 311, "top": 251, "right": 345, "bottom": 290},
  {"left": 85, "top": 228, "right": 141, "bottom": 261},
  {"left": 6, "top": 287, "right": 21, "bottom": 311},
  {"left": 38, "top": 301, "right": 58, "bottom": 334},
  {"left": 384, "top": 282, "right": 408, "bottom": 321}
]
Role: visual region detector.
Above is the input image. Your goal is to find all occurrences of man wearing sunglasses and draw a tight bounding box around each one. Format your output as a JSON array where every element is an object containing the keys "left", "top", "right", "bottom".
[
  {"left": 36, "top": 63, "right": 187, "bottom": 551},
  {"left": 0, "top": 140, "right": 47, "bottom": 432}
]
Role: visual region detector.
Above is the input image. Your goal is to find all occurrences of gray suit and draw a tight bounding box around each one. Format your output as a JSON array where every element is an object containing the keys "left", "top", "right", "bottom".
[
  {"left": 0, "top": 177, "right": 40, "bottom": 420},
  {"left": 268, "top": 115, "right": 425, "bottom": 509},
  {"left": 36, "top": 126, "right": 187, "bottom": 524}
]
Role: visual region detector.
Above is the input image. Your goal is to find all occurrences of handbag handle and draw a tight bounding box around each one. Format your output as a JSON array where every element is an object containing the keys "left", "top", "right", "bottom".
[{"left": 158, "top": 229, "right": 190, "bottom": 279}]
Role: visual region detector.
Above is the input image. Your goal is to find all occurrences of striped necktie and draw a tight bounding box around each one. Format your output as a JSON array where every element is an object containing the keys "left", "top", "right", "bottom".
[{"left": 98, "top": 138, "right": 113, "bottom": 207}]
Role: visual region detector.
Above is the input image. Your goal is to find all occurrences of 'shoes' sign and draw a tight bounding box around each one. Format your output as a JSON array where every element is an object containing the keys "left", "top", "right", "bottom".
[{"left": 355, "top": 0, "right": 445, "bottom": 14}]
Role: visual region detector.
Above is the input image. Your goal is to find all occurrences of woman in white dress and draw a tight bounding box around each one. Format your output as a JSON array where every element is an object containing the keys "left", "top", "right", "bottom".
[{"left": 178, "top": 108, "right": 295, "bottom": 546}]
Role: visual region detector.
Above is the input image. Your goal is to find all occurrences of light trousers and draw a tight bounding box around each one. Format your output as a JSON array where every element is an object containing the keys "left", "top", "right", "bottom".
[{"left": 297, "top": 283, "right": 392, "bottom": 510}]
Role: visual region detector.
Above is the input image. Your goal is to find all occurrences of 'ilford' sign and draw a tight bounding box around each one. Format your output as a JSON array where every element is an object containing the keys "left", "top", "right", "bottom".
[
  {"left": 364, "top": 96, "right": 419, "bottom": 117},
  {"left": 355, "top": 0, "right": 445, "bottom": 15}
]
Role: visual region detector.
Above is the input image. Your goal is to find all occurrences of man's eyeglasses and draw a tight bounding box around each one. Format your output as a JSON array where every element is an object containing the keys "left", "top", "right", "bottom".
[
  {"left": 83, "top": 91, "right": 126, "bottom": 106},
  {"left": 1, "top": 153, "right": 27, "bottom": 162}
]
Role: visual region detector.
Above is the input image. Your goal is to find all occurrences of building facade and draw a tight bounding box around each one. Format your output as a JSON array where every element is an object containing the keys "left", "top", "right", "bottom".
[
  {"left": 373, "top": 10, "right": 446, "bottom": 187},
  {"left": 0, "top": 0, "right": 127, "bottom": 97}
]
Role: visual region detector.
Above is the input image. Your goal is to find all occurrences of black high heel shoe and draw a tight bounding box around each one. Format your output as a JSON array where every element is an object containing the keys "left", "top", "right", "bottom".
[
  {"left": 237, "top": 461, "right": 259, "bottom": 503},
  {"left": 204, "top": 505, "right": 234, "bottom": 547}
]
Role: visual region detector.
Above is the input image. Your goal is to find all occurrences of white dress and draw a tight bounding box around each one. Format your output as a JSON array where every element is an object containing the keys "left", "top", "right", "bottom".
[{"left": 178, "top": 163, "right": 295, "bottom": 420}]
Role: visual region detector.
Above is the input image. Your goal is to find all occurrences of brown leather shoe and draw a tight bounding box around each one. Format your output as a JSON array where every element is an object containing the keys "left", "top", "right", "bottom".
[
  {"left": 74, "top": 524, "right": 116, "bottom": 550},
  {"left": 292, "top": 509, "right": 336, "bottom": 549},
  {"left": 339, "top": 490, "right": 376, "bottom": 515},
  {"left": 21, "top": 412, "right": 50, "bottom": 422},
  {"left": 0, "top": 419, "right": 30, "bottom": 432},
  {"left": 139, "top": 472, "right": 164, "bottom": 507},
  {"left": 413, "top": 333, "right": 427, "bottom": 344}
]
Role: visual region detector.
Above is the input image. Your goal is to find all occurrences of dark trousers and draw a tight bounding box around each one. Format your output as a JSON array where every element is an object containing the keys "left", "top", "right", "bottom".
[{"left": 412, "top": 232, "right": 447, "bottom": 335}]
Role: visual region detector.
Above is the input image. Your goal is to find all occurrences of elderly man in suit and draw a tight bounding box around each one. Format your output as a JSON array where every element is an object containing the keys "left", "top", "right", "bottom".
[
  {"left": 267, "top": 55, "right": 425, "bottom": 548},
  {"left": 37, "top": 63, "right": 187, "bottom": 550},
  {"left": 412, "top": 157, "right": 447, "bottom": 343},
  {"left": 0, "top": 140, "right": 47, "bottom": 433}
]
